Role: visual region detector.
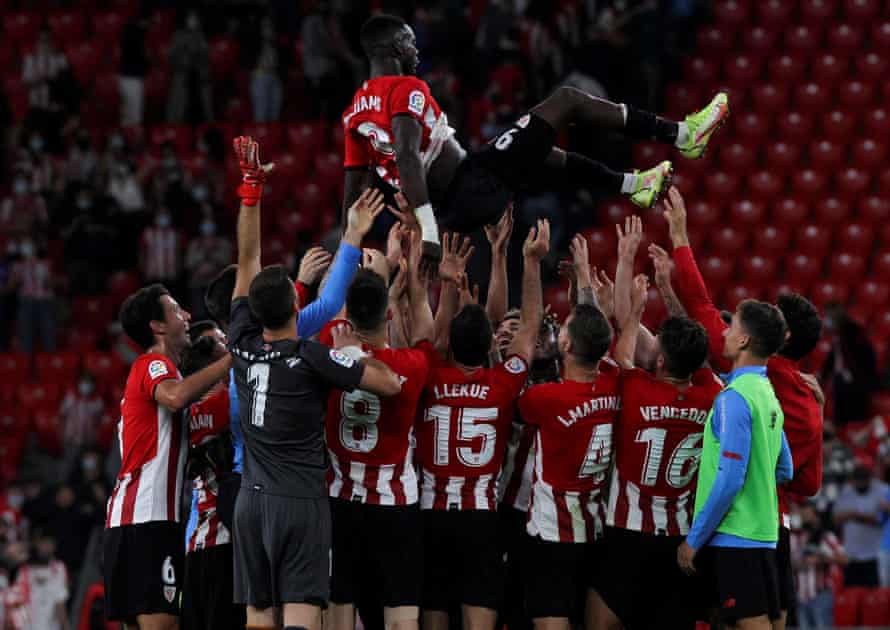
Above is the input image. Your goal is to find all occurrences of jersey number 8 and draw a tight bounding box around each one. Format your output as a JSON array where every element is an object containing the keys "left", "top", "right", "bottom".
[{"left": 339, "top": 389, "right": 382, "bottom": 453}]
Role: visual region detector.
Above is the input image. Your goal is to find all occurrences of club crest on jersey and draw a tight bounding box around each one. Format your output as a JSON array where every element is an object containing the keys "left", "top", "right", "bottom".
[
  {"left": 516, "top": 114, "right": 531, "bottom": 128},
  {"left": 408, "top": 90, "right": 425, "bottom": 116},
  {"left": 504, "top": 357, "right": 527, "bottom": 375},
  {"left": 148, "top": 360, "right": 168, "bottom": 379},
  {"left": 329, "top": 349, "right": 355, "bottom": 368},
  {"left": 163, "top": 586, "right": 176, "bottom": 603}
]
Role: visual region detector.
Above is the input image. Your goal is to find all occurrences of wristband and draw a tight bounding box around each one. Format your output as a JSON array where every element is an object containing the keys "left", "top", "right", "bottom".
[
  {"left": 414, "top": 203, "right": 439, "bottom": 245},
  {"left": 237, "top": 180, "right": 263, "bottom": 207}
]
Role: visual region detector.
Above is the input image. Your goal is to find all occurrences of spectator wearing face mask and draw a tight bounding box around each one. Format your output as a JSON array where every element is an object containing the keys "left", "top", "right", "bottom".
[
  {"left": 8, "top": 239, "right": 55, "bottom": 354},
  {"left": 0, "top": 175, "right": 48, "bottom": 240},
  {"left": 185, "top": 217, "right": 232, "bottom": 318},
  {"left": 140, "top": 208, "right": 182, "bottom": 290},
  {"left": 59, "top": 372, "right": 105, "bottom": 467},
  {"left": 833, "top": 464, "right": 890, "bottom": 587},
  {"left": 21, "top": 133, "right": 55, "bottom": 194},
  {"left": 791, "top": 502, "right": 846, "bottom": 629},
  {"left": 108, "top": 163, "right": 145, "bottom": 214},
  {"left": 61, "top": 131, "right": 98, "bottom": 186},
  {"left": 3, "top": 529, "right": 69, "bottom": 630},
  {"left": 22, "top": 29, "right": 68, "bottom": 111}
]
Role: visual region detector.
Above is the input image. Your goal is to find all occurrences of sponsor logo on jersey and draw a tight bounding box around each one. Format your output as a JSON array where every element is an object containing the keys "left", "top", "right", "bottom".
[
  {"left": 504, "top": 357, "right": 527, "bottom": 375},
  {"left": 408, "top": 90, "right": 426, "bottom": 116},
  {"left": 516, "top": 114, "right": 531, "bottom": 128},
  {"left": 329, "top": 350, "right": 355, "bottom": 368},
  {"left": 148, "top": 360, "right": 169, "bottom": 379}
]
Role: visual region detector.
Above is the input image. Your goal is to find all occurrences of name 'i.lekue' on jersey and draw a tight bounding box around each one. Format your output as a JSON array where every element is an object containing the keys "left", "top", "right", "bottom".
[
  {"left": 432, "top": 383, "right": 491, "bottom": 400},
  {"left": 353, "top": 95, "right": 382, "bottom": 115},
  {"left": 639, "top": 406, "right": 709, "bottom": 425},
  {"left": 557, "top": 396, "right": 621, "bottom": 427}
]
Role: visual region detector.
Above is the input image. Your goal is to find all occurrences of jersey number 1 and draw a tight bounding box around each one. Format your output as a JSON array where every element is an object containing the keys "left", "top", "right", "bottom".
[{"left": 247, "top": 364, "right": 270, "bottom": 427}]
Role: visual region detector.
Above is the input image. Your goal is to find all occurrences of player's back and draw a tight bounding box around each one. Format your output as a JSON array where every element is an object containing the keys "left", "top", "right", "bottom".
[
  {"left": 325, "top": 344, "right": 429, "bottom": 505},
  {"left": 417, "top": 348, "right": 529, "bottom": 511},
  {"left": 607, "top": 366, "right": 722, "bottom": 536}
]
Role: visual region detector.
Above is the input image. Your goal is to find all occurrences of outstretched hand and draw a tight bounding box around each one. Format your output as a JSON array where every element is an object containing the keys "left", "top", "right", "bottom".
[
  {"left": 616, "top": 215, "right": 643, "bottom": 261},
  {"left": 439, "top": 232, "right": 475, "bottom": 285},
  {"left": 484, "top": 203, "right": 514, "bottom": 257},
  {"left": 591, "top": 267, "right": 615, "bottom": 320},
  {"left": 630, "top": 274, "right": 649, "bottom": 320},
  {"left": 233, "top": 135, "right": 274, "bottom": 205},
  {"left": 662, "top": 186, "right": 689, "bottom": 248},
  {"left": 388, "top": 192, "right": 441, "bottom": 278},
  {"left": 297, "top": 247, "right": 332, "bottom": 285},
  {"left": 523, "top": 219, "right": 551, "bottom": 261},
  {"left": 345, "top": 188, "right": 386, "bottom": 244}
]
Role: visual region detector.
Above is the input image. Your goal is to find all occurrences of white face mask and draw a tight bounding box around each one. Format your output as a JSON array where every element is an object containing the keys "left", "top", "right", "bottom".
[
  {"left": 20, "top": 242, "right": 35, "bottom": 258},
  {"left": 193, "top": 185, "right": 209, "bottom": 202},
  {"left": 7, "top": 492, "right": 24, "bottom": 510},
  {"left": 156, "top": 214, "right": 171, "bottom": 228},
  {"left": 13, "top": 179, "right": 28, "bottom": 195},
  {"left": 78, "top": 380, "right": 94, "bottom": 396},
  {"left": 200, "top": 220, "right": 215, "bottom": 236}
]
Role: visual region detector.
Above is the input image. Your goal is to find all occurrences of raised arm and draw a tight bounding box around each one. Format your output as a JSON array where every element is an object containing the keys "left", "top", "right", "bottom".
[
  {"left": 614, "top": 274, "right": 649, "bottom": 369},
  {"left": 154, "top": 357, "right": 232, "bottom": 413},
  {"left": 232, "top": 136, "right": 273, "bottom": 300},
  {"left": 341, "top": 167, "right": 372, "bottom": 227},
  {"left": 614, "top": 215, "right": 643, "bottom": 326},
  {"left": 649, "top": 243, "right": 687, "bottom": 318},
  {"left": 483, "top": 204, "right": 514, "bottom": 325},
  {"left": 406, "top": 229, "right": 436, "bottom": 346},
  {"left": 432, "top": 231, "right": 474, "bottom": 353},
  {"left": 331, "top": 323, "right": 402, "bottom": 397},
  {"left": 508, "top": 220, "right": 550, "bottom": 363}
]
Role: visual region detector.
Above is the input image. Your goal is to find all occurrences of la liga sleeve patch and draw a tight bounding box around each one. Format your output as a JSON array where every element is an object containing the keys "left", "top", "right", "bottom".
[
  {"left": 148, "top": 359, "right": 169, "bottom": 380},
  {"left": 504, "top": 356, "right": 527, "bottom": 375},
  {"left": 329, "top": 349, "right": 356, "bottom": 369},
  {"left": 408, "top": 90, "right": 425, "bottom": 116}
]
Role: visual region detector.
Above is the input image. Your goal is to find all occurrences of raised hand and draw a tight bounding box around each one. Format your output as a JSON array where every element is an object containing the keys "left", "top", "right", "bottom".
[
  {"left": 389, "top": 257, "right": 408, "bottom": 301},
  {"left": 296, "top": 247, "right": 332, "bottom": 285},
  {"left": 648, "top": 243, "right": 674, "bottom": 287},
  {"left": 616, "top": 215, "right": 643, "bottom": 261},
  {"left": 385, "top": 221, "right": 407, "bottom": 271},
  {"left": 630, "top": 274, "right": 649, "bottom": 320},
  {"left": 345, "top": 188, "right": 386, "bottom": 244},
  {"left": 331, "top": 322, "right": 362, "bottom": 351},
  {"left": 457, "top": 272, "right": 480, "bottom": 310},
  {"left": 662, "top": 186, "right": 690, "bottom": 248},
  {"left": 591, "top": 267, "right": 615, "bottom": 320},
  {"left": 388, "top": 192, "right": 420, "bottom": 232},
  {"left": 438, "top": 232, "right": 475, "bottom": 285},
  {"left": 483, "top": 203, "right": 514, "bottom": 258},
  {"left": 233, "top": 135, "right": 274, "bottom": 205},
  {"left": 388, "top": 192, "right": 440, "bottom": 276},
  {"left": 523, "top": 219, "right": 551, "bottom": 261},
  {"left": 568, "top": 233, "right": 592, "bottom": 286}
]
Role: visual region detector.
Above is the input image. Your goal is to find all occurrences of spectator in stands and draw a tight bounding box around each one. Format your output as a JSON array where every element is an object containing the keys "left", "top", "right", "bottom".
[
  {"left": 61, "top": 130, "right": 98, "bottom": 186},
  {"left": 821, "top": 302, "right": 879, "bottom": 426},
  {"left": 19, "top": 132, "right": 55, "bottom": 195},
  {"left": 9, "top": 239, "right": 56, "bottom": 354},
  {"left": 166, "top": 11, "right": 212, "bottom": 123},
  {"left": 69, "top": 449, "right": 108, "bottom": 523},
  {"left": 185, "top": 216, "right": 232, "bottom": 317},
  {"left": 119, "top": 17, "right": 149, "bottom": 127},
  {"left": 0, "top": 173, "right": 48, "bottom": 240},
  {"left": 249, "top": 16, "right": 285, "bottom": 122},
  {"left": 5, "top": 528, "right": 69, "bottom": 630},
  {"left": 791, "top": 502, "right": 846, "bottom": 629},
  {"left": 59, "top": 372, "right": 105, "bottom": 469},
  {"left": 22, "top": 29, "right": 68, "bottom": 111},
  {"left": 833, "top": 464, "right": 889, "bottom": 587},
  {"left": 141, "top": 208, "right": 182, "bottom": 293},
  {"left": 301, "top": 1, "right": 359, "bottom": 119},
  {"left": 0, "top": 242, "right": 17, "bottom": 351},
  {"left": 107, "top": 162, "right": 145, "bottom": 215}
]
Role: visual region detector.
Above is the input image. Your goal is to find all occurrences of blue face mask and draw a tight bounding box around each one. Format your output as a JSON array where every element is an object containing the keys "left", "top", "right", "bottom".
[
  {"left": 29, "top": 136, "right": 45, "bottom": 153},
  {"left": 13, "top": 179, "right": 28, "bottom": 195}
]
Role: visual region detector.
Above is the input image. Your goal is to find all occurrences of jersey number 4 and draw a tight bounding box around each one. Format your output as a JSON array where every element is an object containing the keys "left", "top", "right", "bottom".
[
  {"left": 578, "top": 424, "right": 613, "bottom": 482},
  {"left": 425, "top": 405, "right": 498, "bottom": 467},
  {"left": 635, "top": 428, "right": 703, "bottom": 488}
]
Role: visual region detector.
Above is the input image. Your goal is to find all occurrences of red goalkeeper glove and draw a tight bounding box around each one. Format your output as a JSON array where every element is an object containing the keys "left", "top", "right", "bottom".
[{"left": 233, "top": 135, "right": 273, "bottom": 206}]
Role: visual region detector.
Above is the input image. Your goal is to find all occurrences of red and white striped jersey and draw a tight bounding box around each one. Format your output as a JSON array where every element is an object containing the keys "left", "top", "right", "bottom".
[
  {"left": 790, "top": 529, "right": 844, "bottom": 602},
  {"left": 498, "top": 420, "right": 536, "bottom": 511},
  {"left": 416, "top": 343, "right": 528, "bottom": 511},
  {"left": 188, "top": 386, "right": 231, "bottom": 552},
  {"left": 519, "top": 360, "right": 621, "bottom": 543},
  {"left": 606, "top": 367, "right": 722, "bottom": 536},
  {"left": 140, "top": 227, "right": 180, "bottom": 281},
  {"left": 12, "top": 258, "right": 52, "bottom": 299},
  {"left": 106, "top": 353, "right": 187, "bottom": 528},
  {"left": 325, "top": 344, "right": 429, "bottom": 505},
  {"left": 4, "top": 560, "right": 68, "bottom": 630}
]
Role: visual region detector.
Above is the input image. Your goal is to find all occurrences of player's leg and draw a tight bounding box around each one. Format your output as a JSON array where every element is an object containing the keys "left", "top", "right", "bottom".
[
  {"left": 329, "top": 499, "right": 360, "bottom": 630},
  {"left": 530, "top": 86, "right": 729, "bottom": 159},
  {"left": 732, "top": 615, "right": 773, "bottom": 630},
  {"left": 245, "top": 605, "right": 278, "bottom": 629},
  {"left": 233, "top": 490, "right": 276, "bottom": 630},
  {"left": 373, "top": 504, "right": 422, "bottom": 630},
  {"left": 583, "top": 591, "right": 622, "bottom": 630},
  {"left": 459, "top": 511, "right": 504, "bottom": 630},
  {"left": 423, "top": 610, "right": 449, "bottom": 630},
  {"left": 135, "top": 613, "right": 179, "bottom": 630},
  {"left": 277, "top": 497, "right": 331, "bottom": 630},
  {"left": 461, "top": 606, "right": 498, "bottom": 630},
  {"left": 283, "top": 603, "right": 323, "bottom": 630},
  {"left": 421, "top": 510, "right": 455, "bottom": 630}
]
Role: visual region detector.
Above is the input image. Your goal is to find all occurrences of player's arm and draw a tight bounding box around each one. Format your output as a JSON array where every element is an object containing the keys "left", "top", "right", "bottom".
[
  {"left": 231, "top": 136, "right": 273, "bottom": 300},
  {"left": 330, "top": 324, "right": 402, "bottom": 397},
  {"left": 430, "top": 231, "right": 475, "bottom": 352},
  {"left": 484, "top": 204, "right": 513, "bottom": 325},
  {"left": 155, "top": 357, "right": 232, "bottom": 413},
  {"left": 406, "top": 228, "right": 436, "bottom": 346},
  {"left": 341, "top": 167, "right": 372, "bottom": 227},
  {"left": 776, "top": 430, "right": 794, "bottom": 484},
  {"left": 614, "top": 275, "right": 649, "bottom": 369},
  {"left": 508, "top": 220, "right": 550, "bottom": 363}
]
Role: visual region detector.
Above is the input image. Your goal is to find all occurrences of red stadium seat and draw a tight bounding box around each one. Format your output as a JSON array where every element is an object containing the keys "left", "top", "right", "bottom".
[
  {"left": 835, "top": 168, "right": 871, "bottom": 201},
  {"left": 791, "top": 169, "right": 828, "bottom": 200},
  {"left": 669, "top": 172, "right": 696, "bottom": 198},
  {"left": 94, "top": 10, "right": 126, "bottom": 46},
  {"left": 822, "top": 109, "right": 856, "bottom": 142},
  {"left": 768, "top": 281, "right": 811, "bottom": 304},
  {"left": 860, "top": 196, "right": 890, "bottom": 225},
  {"left": 149, "top": 124, "right": 193, "bottom": 156},
  {"left": 683, "top": 56, "right": 719, "bottom": 84},
  {"left": 845, "top": 0, "right": 881, "bottom": 23},
  {"left": 718, "top": 142, "right": 757, "bottom": 172},
  {"left": 293, "top": 180, "right": 330, "bottom": 215},
  {"left": 313, "top": 151, "right": 343, "bottom": 193},
  {"left": 829, "top": 252, "right": 867, "bottom": 282},
  {"left": 602, "top": 199, "right": 634, "bottom": 226},
  {"left": 66, "top": 42, "right": 101, "bottom": 86},
  {"left": 764, "top": 142, "right": 801, "bottom": 175},
  {"left": 705, "top": 172, "right": 740, "bottom": 201},
  {"left": 801, "top": 0, "right": 838, "bottom": 24},
  {"left": 64, "top": 330, "right": 98, "bottom": 355},
  {"left": 713, "top": 0, "right": 750, "bottom": 27},
  {"left": 794, "top": 83, "right": 832, "bottom": 114},
  {"left": 209, "top": 37, "right": 240, "bottom": 81},
  {"left": 786, "top": 254, "right": 823, "bottom": 286},
  {"left": 873, "top": 250, "right": 890, "bottom": 277},
  {"left": 743, "top": 26, "right": 778, "bottom": 54},
  {"left": 724, "top": 54, "right": 762, "bottom": 86},
  {"left": 71, "top": 297, "right": 115, "bottom": 335},
  {"left": 785, "top": 25, "right": 823, "bottom": 55},
  {"left": 855, "top": 280, "right": 890, "bottom": 310},
  {"left": 757, "top": 1, "right": 794, "bottom": 30},
  {"left": 880, "top": 168, "right": 890, "bottom": 196},
  {"left": 665, "top": 84, "right": 702, "bottom": 119},
  {"left": 47, "top": 10, "right": 85, "bottom": 47},
  {"left": 796, "top": 224, "right": 833, "bottom": 256},
  {"left": 278, "top": 209, "right": 318, "bottom": 235},
  {"left": 35, "top": 352, "right": 80, "bottom": 387},
  {"left": 812, "top": 52, "right": 849, "bottom": 84},
  {"left": 725, "top": 284, "right": 764, "bottom": 309},
  {"left": 242, "top": 123, "right": 283, "bottom": 155},
  {"left": 814, "top": 197, "right": 851, "bottom": 224},
  {"left": 32, "top": 407, "right": 62, "bottom": 457},
  {"left": 734, "top": 112, "right": 770, "bottom": 143},
  {"left": 83, "top": 352, "right": 126, "bottom": 387},
  {"left": 687, "top": 200, "right": 722, "bottom": 229},
  {"left": 810, "top": 139, "right": 846, "bottom": 171},
  {"left": 108, "top": 271, "right": 142, "bottom": 307},
  {"left": 753, "top": 226, "right": 791, "bottom": 257},
  {"left": 698, "top": 25, "right": 735, "bottom": 54},
  {"left": 857, "top": 52, "right": 888, "bottom": 82},
  {"left": 710, "top": 226, "right": 749, "bottom": 256},
  {"left": 772, "top": 197, "right": 810, "bottom": 225},
  {"left": 839, "top": 80, "right": 874, "bottom": 110},
  {"left": 768, "top": 54, "right": 807, "bottom": 84},
  {"left": 750, "top": 83, "right": 788, "bottom": 114},
  {"left": 585, "top": 228, "right": 617, "bottom": 262},
  {"left": 865, "top": 108, "right": 890, "bottom": 138},
  {"left": 632, "top": 142, "right": 671, "bottom": 168},
  {"left": 746, "top": 172, "right": 784, "bottom": 202},
  {"left": 777, "top": 111, "right": 814, "bottom": 143},
  {"left": 810, "top": 281, "right": 851, "bottom": 309},
  {"left": 827, "top": 23, "right": 863, "bottom": 53},
  {"left": 544, "top": 285, "right": 571, "bottom": 321},
  {"left": 3, "top": 12, "right": 41, "bottom": 47},
  {"left": 286, "top": 121, "right": 328, "bottom": 154},
  {"left": 852, "top": 139, "right": 887, "bottom": 172},
  {"left": 860, "top": 587, "right": 890, "bottom": 626},
  {"left": 0, "top": 353, "right": 30, "bottom": 387},
  {"left": 700, "top": 256, "right": 735, "bottom": 285},
  {"left": 872, "top": 21, "right": 890, "bottom": 51},
  {"left": 18, "top": 384, "right": 61, "bottom": 412},
  {"left": 739, "top": 256, "right": 777, "bottom": 286},
  {"left": 273, "top": 152, "right": 311, "bottom": 183}
]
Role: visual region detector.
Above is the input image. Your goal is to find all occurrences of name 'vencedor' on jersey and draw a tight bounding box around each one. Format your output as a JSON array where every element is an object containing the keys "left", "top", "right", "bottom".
[
  {"left": 519, "top": 360, "right": 621, "bottom": 544},
  {"left": 325, "top": 344, "right": 430, "bottom": 505},
  {"left": 606, "top": 367, "right": 723, "bottom": 536},
  {"left": 106, "top": 353, "right": 187, "bottom": 528},
  {"left": 342, "top": 76, "right": 456, "bottom": 189},
  {"left": 415, "top": 342, "right": 528, "bottom": 511},
  {"left": 228, "top": 298, "right": 365, "bottom": 499},
  {"left": 188, "top": 386, "right": 231, "bottom": 552}
]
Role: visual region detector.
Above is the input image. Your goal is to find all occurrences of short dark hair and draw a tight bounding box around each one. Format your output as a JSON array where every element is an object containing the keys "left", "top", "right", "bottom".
[
  {"left": 567, "top": 304, "right": 612, "bottom": 366},
  {"left": 205, "top": 265, "right": 237, "bottom": 327},
  {"left": 776, "top": 293, "right": 822, "bottom": 361},
  {"left": 659, "top": 316, "right": 709, "bottom": 379},
  {"left": 346, "top": 269, "right": 388, "bottom": 333},
  {"left": 248, "top": 265, "right": 296, "bottom": 330},
  {"left": 188, "top": 319, "right": 217, "bottom": 344},
  {"left": 360, "top": 14, "right": 406, "bottom": 57},
  {"left": 119, "top": 284, "right": 169, "bottom": 349},
  {"left": 738, "top": 299, "right": 788, "bottom": 359},
  {"left": 181, "top": 336, "right": 218, "bottom": 376},
  {"left": 450, "top": 304, "right": 493, "bottom": 367}
]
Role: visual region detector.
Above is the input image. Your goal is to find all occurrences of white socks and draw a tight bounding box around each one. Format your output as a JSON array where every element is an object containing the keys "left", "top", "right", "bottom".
[
  {"left": 621, "top": 173, "right": 638, "bottom": 194},
  {"left": 414, "top": 203, "right": 440, "bottom": 244},
  {"left": 674, "top": 122, "right": 691, "bottom": 149}
]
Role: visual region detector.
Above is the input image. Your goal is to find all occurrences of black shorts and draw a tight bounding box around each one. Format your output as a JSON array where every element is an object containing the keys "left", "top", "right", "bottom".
[
  {"left": 437, "top": 113, "right": 557, "bottom": 233},
  {"left": 181, "top": 544, "right": 245, "bottom": 630},
  {"left": 330, "top": 498, "right": 423, "bottom": 608},
  {"left": 497, "top": 506, "right": 532, "bottom": 630},
  {"left": 776, "top": 526, "right": 795, "bottom": 612},
  {"left": 521, "top": 533, "right": 594, "bottom": 621},
  {"left": 591, "top": 527, "right": 700, "bottom": 630},
  {"left": 696, "top": 546, "right": 781, "bottom": 625},
  {"left": 103, "top": 521, "right": 184, "bottom": 622},
  {"left": 232, "top": 488, "right": 331, "bottom": 608},
  {"left": 422, "top": 509, "right": 504, "bottom": 611}
]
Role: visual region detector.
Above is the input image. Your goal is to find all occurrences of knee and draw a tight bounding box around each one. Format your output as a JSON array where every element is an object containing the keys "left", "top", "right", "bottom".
[{"left": 551, "top": 85, "right": 585, "bottom": 110}]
